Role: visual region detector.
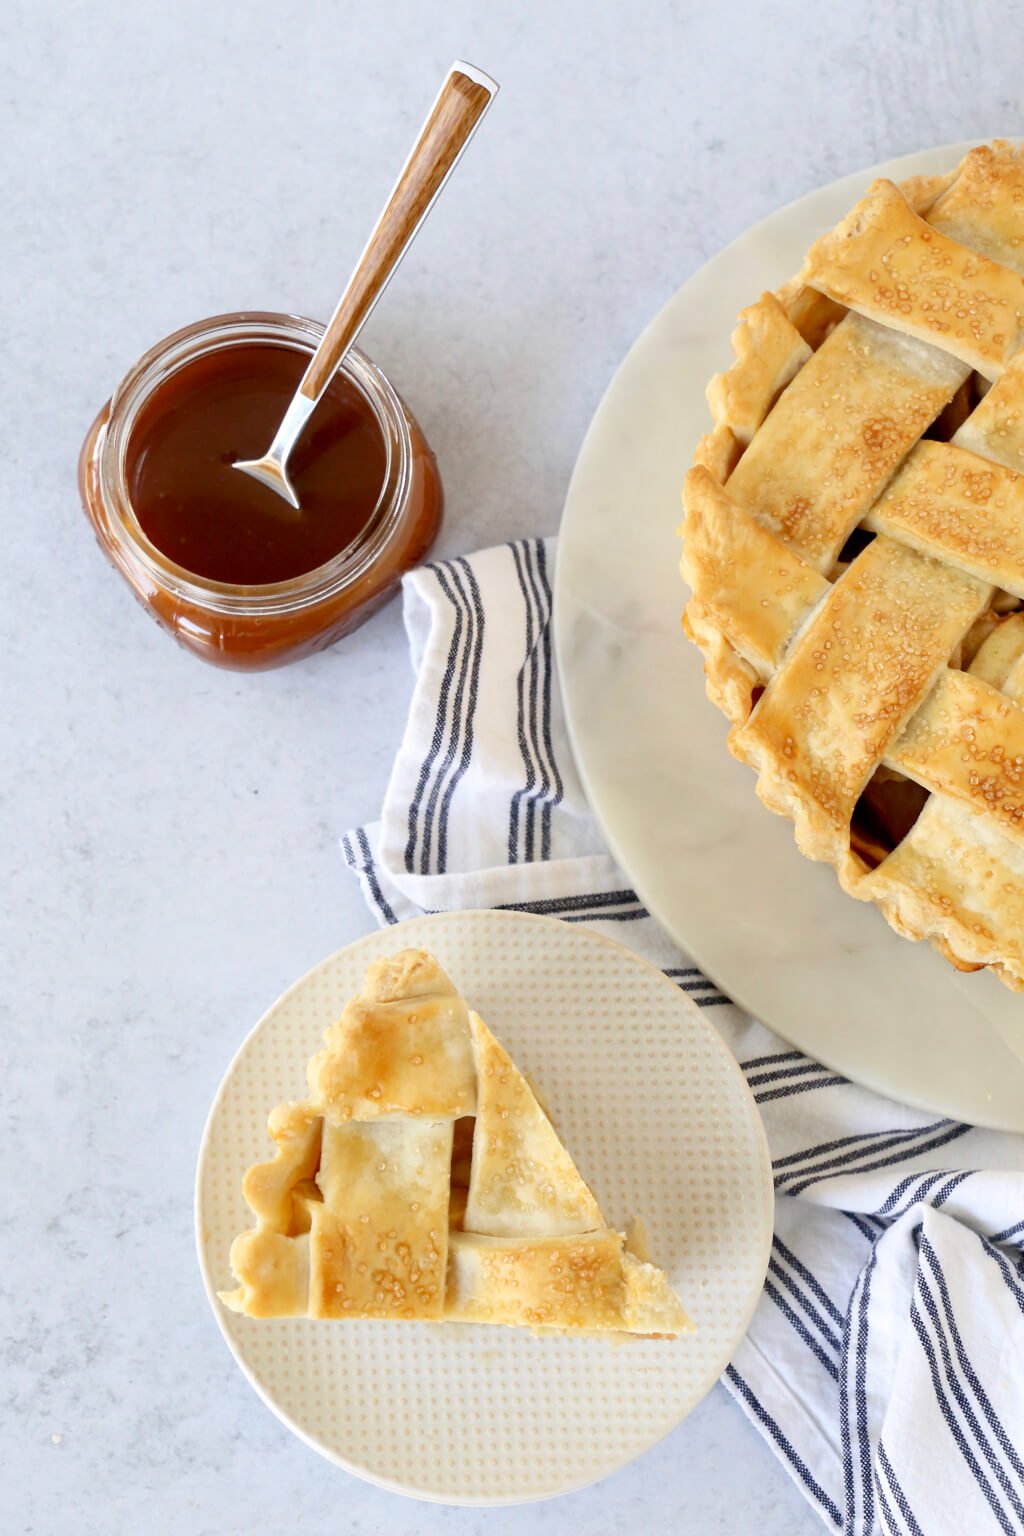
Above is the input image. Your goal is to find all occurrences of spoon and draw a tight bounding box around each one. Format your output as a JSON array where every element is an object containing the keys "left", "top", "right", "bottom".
[{"left": 234, "top": 60, "right": 498, "bottom": 509}]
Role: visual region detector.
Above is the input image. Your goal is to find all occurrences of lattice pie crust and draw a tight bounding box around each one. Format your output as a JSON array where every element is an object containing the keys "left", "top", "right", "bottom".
[
  {"left": 222, "top": 949, "right": 692, "bottom": 1336},
  {"left": 681, "top": 141, "right": 1024, "bottom": 989}
]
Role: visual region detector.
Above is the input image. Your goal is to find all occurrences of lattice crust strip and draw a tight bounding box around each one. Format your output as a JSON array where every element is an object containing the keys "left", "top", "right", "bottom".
[
  {"left": 801, "top": 178, "right": 1024, "bottom": 380},
  {"left": 680, "top": 140, "right": 1024, "bottom": 988}
]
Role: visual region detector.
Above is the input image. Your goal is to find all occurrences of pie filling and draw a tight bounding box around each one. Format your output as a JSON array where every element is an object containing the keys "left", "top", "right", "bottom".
[{"left": 850, "top": 774, "right": 930, "bottom": 870}]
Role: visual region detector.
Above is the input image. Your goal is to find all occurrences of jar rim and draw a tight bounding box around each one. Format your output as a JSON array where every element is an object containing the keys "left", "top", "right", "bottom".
[{"left": 96, "top": 311, "right": 413, "bottom": 615}]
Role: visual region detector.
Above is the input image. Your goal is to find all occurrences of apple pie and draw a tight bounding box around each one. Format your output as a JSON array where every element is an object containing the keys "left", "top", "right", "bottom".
[
  {"left": 221, "top": 949, "right": 692, "bottom": 1337},
  {"left": 681, "top": 139, "right": 1024, "bottom": 989}
]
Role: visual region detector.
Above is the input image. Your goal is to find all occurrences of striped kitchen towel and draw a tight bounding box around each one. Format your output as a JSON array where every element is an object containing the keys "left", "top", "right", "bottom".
[{"left": 342, "top": 538, "right": 1024, "bottom": 1535}]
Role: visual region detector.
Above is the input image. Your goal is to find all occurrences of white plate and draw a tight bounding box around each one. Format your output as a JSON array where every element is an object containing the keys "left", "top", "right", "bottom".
[
  {"left": 554, "top": 142, "right": 1024, "bottom": 1134},
  {"left": 195, "top": 910, "right": 772, "bottom": 1504}
]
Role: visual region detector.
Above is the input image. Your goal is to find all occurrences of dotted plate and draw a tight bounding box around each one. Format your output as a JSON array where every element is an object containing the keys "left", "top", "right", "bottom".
[{"left": 195, "top": 911, "right": 772, "bottom": 1504}]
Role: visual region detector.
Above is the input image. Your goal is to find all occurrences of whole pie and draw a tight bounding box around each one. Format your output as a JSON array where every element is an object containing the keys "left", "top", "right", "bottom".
[
  {"left": 681, "top": 139, "right": 1024, "bottom": 990},
  {"left": 221, "top": 948, "right": 691, "bottom": 1337}
]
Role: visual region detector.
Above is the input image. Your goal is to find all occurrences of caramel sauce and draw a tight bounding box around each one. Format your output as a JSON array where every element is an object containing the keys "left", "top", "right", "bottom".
[
  {"left": 126, "top": 344, "right": 387, "bottom": 584},
  {"left": 79, "top": 319, "right": 443, "bottom": 670}
]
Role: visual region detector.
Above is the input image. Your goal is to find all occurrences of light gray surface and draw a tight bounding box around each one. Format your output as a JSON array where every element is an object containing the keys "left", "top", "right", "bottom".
[{"left": 2, "top": 1, "right": 1020, "bottom": 1531}]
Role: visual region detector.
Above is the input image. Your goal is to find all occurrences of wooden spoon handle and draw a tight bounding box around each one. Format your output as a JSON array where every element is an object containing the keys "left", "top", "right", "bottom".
[{"left": 300, "top": 62, "right": 498, "bottom": 402}]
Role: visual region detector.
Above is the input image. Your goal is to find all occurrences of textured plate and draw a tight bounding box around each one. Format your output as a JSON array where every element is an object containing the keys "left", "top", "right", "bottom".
[
  {"left": 195, "top": 910, "right": 772, "bottom": 1504},
  {"left": 554, "top": 141, "right": 1024, "bottom": 1134}
]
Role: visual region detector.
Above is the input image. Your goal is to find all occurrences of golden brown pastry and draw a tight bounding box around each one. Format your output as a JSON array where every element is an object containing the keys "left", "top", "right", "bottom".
[
  {"left": 680, "top": 140, "right": 1024, "bottom": 989},
  {"left": 221, "top": 950, "right": 692, "bottom": 1337}
]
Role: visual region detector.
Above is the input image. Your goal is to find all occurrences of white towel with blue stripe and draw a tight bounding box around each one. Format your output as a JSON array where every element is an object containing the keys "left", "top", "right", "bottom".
[{"left": 342, "top": 538, "right": 1024, "bottom": 1535}]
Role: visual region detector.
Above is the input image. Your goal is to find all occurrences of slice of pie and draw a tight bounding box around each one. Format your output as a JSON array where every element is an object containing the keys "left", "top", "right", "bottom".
[
  {"left": 681, "top": 138, "right": 1024, "bottom": 989},
  {"left": 220, "top": 949, "right": 692, "bottom": 1337}
]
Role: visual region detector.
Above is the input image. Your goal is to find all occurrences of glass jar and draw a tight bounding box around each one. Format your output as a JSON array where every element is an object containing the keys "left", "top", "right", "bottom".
[{"left": 78, "top": 312, "right": 443, "bottom": 669}]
